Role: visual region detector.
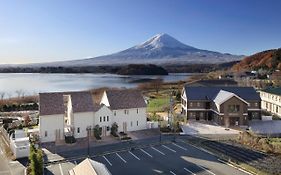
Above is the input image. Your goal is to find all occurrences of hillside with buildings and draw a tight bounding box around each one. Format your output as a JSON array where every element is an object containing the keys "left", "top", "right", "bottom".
[{"left": 232, "top": 48, "right": 281, "bottom": 72}]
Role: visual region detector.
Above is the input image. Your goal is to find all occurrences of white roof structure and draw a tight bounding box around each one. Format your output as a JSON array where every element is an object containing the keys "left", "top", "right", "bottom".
[
  {"left": 69, "top": 158, "right": 111, "bottom": 175},
  {"left": 213, "top": 90, "right": 249, "bottom": 112}
]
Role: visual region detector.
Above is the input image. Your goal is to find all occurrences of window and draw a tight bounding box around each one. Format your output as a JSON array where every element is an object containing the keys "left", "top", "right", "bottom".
[
  {"left": 228, "top": 105, "right": 240, "bottom": 112},
  {"left": 77, "top": 127, "right": 80, "bottom": 133},
  {"left": 254, "top": 103, "right": 258, "bottom": 107},
  {"left": 100, "top": 116, "right": 102, "bottom": 122},
  {"left": 131, "top": 121, "right": 133, "bottom": 127},
  {"left": 103, "top": 116, "right": 106, "bottom": 122},
  {"left": 107, "top": 126, "right": 110, "bottom": 131},
  {"left": 124, "top": 110, "right": 129, "bottom": 115},
  {"left": 137, "top": 108, "right": 138, "bottom": 114},
  {"left": 107, "top": 116, "right": 109, "bottom": 121},
  {"left": 114, "top": 111, "right": 116, "bottom": 116},
  {"left": 190, "top": 102, "right": 193, "bottom": 107},
  {"left": 197, "top": 102, "right": 200, "bottom": 107},
  {"left": 276, "top": 106, "right": 279, "bottom": 113},
  {"left": 137, "top": 121, "right": 138, "bottom": 126},
  {"left": 44, "top": 131, "right": 48, "bottom": 137}
]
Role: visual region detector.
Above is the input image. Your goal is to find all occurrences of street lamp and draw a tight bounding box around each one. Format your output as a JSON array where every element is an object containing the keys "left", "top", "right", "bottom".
[{"left": 86, "top": 126, "right": 91, "bottom": 157}]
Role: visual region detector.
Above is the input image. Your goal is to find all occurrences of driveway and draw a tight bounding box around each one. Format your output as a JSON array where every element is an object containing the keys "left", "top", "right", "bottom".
[{"left": 181, "top": 121, "right": 240, "bottom": 135}]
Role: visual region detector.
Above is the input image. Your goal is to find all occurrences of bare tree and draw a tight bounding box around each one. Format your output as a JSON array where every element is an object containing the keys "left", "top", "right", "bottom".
[
  {"left": 0, "top": 92, "right": 5, "bottom": 100},
  {"left": 150, "top": 78, "right": 163, "bottom": 94},
  {"left": 15, "top": 90, "right": 25, "bottom": 99}
]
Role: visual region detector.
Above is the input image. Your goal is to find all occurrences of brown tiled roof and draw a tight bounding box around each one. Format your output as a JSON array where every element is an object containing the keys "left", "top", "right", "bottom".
[
  {"left": 39, "top": 93, "right": 64, "bottom": 116},
  {"left": 39, "top": 91, "right": 94, "bottom": 116},
  {"left": 105, "top": 89, "right": 146, "bottom": 110}
]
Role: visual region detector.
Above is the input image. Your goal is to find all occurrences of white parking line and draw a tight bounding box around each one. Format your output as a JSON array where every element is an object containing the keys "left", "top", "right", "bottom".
[
  {"left": 184, "top": 167, "right": 196, "bottom": 175},
  {"left": 170, "top": 170, "right": 176, "bottom": 175},
  {"left": 116, "top": 153, "right": 127, "bottom": 163},
  {"left": 151, "top": 147, "right": 165, "bottom": 155},
  {"left": 197, "top": 165, "right": 216, "bottom": 175},
  {"left": 59, "top": 163, "right": 64, "bottom": 175},
  {"left": 172, "top": 143, "right": 187, "bottom": 151},
  {"left": 129, "top": 151, "right": 140, "bottom": 160},
  {"left": 103, "top": 156, "right": 112, "bottom": 166},
  {"left": 162, "top": 145, "right": 176, "bottom": 153},
  {"left": 140, "top": 148, "right": 153, "bottom": 158}
]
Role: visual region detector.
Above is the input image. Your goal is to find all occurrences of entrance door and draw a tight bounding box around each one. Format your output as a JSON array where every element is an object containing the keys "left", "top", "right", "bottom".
[
  {"left": 123, "top": 122, "right": 127, "bottom": 132},
  {"left": 229, "top": 117, "right": 240, "bottom": 126}
]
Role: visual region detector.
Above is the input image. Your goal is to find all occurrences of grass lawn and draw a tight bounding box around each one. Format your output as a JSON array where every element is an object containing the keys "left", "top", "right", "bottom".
[{"left": 147, "top": 97, "right": 169, "bottom": 112}]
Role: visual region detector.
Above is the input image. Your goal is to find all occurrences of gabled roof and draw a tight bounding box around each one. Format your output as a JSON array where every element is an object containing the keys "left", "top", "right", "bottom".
[
  {"left": 213, "top": 90, "right": 249, "bottom": 105},
  {"left": 187, "top": 79, "right": 238, "bottom": 87},
  {"left": 183, "top": 86, "right": 260, "bottom": 101},
  {"left": 69, "top": 158, "right": 111, "bottom": 175},
  {"left": 261, "top": 87, "right": 281, "bottom": 96},
  {"left": 104, "top": 89, "right": 146, "bottom": 110},
  {"left": 39, "top": 91, "right": 94, "bottom": 116}
]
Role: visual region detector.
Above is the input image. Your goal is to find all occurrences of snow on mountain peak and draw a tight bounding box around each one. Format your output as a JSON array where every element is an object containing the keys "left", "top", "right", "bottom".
[{"left": 135, "top": 33, "right": 194, "bottom": 50}]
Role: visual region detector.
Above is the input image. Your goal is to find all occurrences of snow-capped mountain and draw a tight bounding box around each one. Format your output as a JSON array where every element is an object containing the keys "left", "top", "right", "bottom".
[{"left": 10, "top": 33, "right": 244, "bottom": 67}]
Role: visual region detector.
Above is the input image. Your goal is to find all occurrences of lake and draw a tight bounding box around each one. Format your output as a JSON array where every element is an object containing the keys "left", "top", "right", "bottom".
[{"left": 0, "top": 73, "right": 199, "bottom": 97}]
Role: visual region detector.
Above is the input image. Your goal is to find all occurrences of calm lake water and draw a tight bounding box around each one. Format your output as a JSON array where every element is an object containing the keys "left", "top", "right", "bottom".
[{"left": 0, "top": 73, "right": 199, "bottom": 97}]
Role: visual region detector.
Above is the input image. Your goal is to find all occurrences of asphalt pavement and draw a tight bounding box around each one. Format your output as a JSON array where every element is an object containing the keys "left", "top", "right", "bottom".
[{"left": 45, "top": 140, "right": 250, "bottom": 175}]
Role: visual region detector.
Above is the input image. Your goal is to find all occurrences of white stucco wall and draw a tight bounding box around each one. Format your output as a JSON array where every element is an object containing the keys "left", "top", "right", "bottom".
[
  {"left": 73, "top": 112, "right": 95, "bottom": 138},
  {"left": 94, "top": 105, "right": 113, "bottom": 136},
  {"left": 113, "top": 108, "right": 147, "bottom": 132},
  {"left": 39, "top": 114, "right": 64, "bottom": 143}
]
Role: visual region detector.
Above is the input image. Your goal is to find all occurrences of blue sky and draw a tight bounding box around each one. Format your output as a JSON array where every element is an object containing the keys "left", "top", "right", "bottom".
[{"left": 0, "top": 0, "right": 280, "bottom": 64}]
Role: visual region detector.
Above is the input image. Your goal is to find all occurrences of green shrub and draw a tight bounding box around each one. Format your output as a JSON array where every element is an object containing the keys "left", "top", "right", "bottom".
[
  {"left": 94, "top": 125, "right": 102, "bottom": 140},
  {"left": 29, "top": 143, "right": 43, "bottom": 175},
  {"left": 111, "top": 122, "right": 118, "bottom": 137}
]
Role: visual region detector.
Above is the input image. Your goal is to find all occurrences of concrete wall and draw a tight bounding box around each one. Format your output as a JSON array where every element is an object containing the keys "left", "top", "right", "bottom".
[
  {"left": 39, "top": 114, "right": 64, "bottom": 143},
  {"left": 10, "top": 139, "right": 30, "bottom": 159}
]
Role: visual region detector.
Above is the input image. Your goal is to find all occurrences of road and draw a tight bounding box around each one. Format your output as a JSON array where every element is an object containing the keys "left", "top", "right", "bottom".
[{"left": 45, "top": 139, "right": 250, "bottom": 175}]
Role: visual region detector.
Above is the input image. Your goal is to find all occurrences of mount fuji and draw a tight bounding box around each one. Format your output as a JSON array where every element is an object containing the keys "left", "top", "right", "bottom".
[{"left": 15, "top": 33, "right": 244, "bottom": 67}]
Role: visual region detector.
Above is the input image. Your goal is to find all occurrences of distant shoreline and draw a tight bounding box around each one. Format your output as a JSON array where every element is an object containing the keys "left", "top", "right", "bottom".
[{"left": 0, "top": 62, "right": 237, "bottom": 75}]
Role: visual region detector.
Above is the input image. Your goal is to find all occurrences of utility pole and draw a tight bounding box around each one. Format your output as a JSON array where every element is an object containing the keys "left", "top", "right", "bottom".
[{"left": 86, "top": 126, "right": 91, "bottom": 157}]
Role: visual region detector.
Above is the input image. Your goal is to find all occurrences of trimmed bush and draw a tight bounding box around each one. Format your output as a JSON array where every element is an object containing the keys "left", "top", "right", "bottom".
[{"left": 111, "top": 122, "right": 118, "bottom": 137}]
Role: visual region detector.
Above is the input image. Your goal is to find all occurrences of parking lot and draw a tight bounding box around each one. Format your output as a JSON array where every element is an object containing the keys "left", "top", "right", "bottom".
[{"left": 45, "top": 141, "right": 250, "bottom": 175}]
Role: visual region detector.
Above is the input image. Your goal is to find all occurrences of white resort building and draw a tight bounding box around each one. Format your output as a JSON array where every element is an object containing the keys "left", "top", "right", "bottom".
[
  {"left": 39, "top": 89, "right": 147, "bottom": 143},
  {"left": 260, "top": 87, "right": 281, "bottom": 117}
]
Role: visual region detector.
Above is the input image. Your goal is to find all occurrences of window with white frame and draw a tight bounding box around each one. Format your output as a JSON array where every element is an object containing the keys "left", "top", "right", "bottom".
[
  {"left": 103, "top": 116, "right": 106, "bottom": 122},
  {"left": 107, "top": 116, "right": 109, "bottom": 121},
  {"left": 77, "top": 127, "right": 80, "bottom": 133},
  {"left": 114, "top": 111, "right": 116, "bottom": 116},
  {"left": 137, "top": 121, "right": 138, "bottom": 126},
  {"left": 45, "top": 131, "right": 48, "bottom": 137},
  {"left": 137, "top": 108, "right": 138, "bottom": 114},
  {"left": 100, "top": 116, "right": 102, "bottom": 122}
]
